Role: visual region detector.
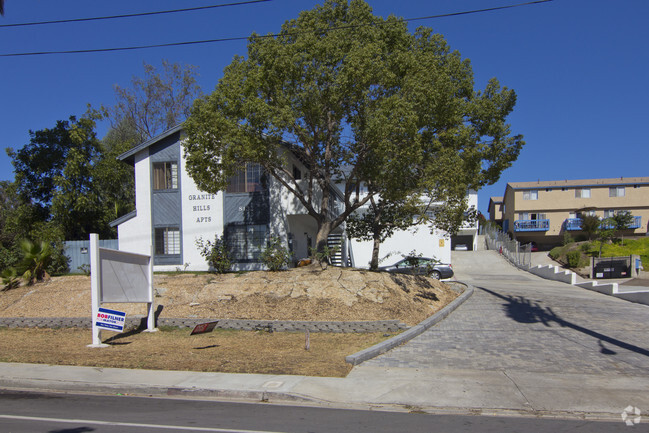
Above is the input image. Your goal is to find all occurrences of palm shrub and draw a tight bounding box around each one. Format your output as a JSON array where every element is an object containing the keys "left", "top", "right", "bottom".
[
  {"left": 261, "top": 237, "right": 292, "bottom": 271},
  {"left": 17, "top": 239, "right": 52, "bottom": 284},
  {"left": 1, "top": 267, "right": 20, "bottom": 291}
]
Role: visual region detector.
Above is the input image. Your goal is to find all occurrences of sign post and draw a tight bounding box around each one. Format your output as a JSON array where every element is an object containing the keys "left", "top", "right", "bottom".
[{"left": 87, "top": 233, "right": 157, "bottom": 348}]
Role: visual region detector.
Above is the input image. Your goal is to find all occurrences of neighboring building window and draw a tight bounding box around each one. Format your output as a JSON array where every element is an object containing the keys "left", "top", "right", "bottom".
[
  {"left": 153, "top": 162, "right": 178, "bottom": 190},
  {"left": 575, "top": 188, "right": 590, "bottom": 198},
  {"left": 226, "top": 225, "right": 268, "bottom": 261},
  {"left": 522, "top": 190, "right": 538, "bottom": 200},
  {"left": 154, "top": 227, "right": 181, "bottom": 255},
  {"left": 609, "top": 186, "right": 625, "bottom": 197},
  {"left": 519, "top": 212, "right": 546, "bottom": 220},
  {"left": 293, "top": 165, "right": 302, "bottom": 180},
  {"left": 227, "top": 163, "right": 263, "bottom": 193}
]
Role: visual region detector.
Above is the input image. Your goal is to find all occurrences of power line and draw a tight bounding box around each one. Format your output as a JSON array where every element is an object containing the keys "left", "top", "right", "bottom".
[
  {"left": 0, "top": 0, "right": 273, "bottom": 28},
  {"left": 0, "top": 0, "right": 553, "bottom": 58}
]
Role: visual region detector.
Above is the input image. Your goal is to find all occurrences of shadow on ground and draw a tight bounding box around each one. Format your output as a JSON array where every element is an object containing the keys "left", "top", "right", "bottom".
[{"left": 480, "top": 287, "right": 649, "bottom": 359}]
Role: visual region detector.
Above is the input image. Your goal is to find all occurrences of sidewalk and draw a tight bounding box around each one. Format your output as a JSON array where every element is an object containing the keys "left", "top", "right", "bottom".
[{"left": 1, "top": 361, "right": 647, "bottom": 420}]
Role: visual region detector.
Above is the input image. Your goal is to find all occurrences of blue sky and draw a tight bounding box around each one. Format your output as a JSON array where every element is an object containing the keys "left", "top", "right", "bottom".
[{"left": 1, "top": 0, "right": 647, "bottom": 216}]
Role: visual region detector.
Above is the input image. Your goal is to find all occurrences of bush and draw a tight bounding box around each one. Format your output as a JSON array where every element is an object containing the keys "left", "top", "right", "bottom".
[
  {"left": 310, "top": 243, "right": 340, "bottom": 269},
  {"left": 566, "top": 250, "right": 581, "bottom": 268},
  {"left": 562, "top": 232, "right": 574, "bottom": 246},
  {"left": 549, "top": 247, "right": 562, "bottom": 261},
  {"left": 261, "top": 237, "right": 292, "bottom": 271},
  {"left": 17, "top": 239, "right": 53, "bottom": 284},
  {"left": 196, "top": 235, "right": 232, "bottom": 273},
  {"left": 580, "top": 242, "right": 592, "bottom": 252},
  {"left": 1, "top": 267, "right": 20, "bottom": 291}
]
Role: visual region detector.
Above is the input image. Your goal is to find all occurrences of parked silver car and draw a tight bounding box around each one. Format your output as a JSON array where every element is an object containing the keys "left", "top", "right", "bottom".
[{"left": 380, "top": 257, "right": 454, "bottom": 280}]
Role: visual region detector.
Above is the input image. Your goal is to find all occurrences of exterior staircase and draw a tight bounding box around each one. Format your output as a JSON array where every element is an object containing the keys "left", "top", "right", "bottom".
[{"left": 327, "top": 233, "right": 353, "bottom": 267}]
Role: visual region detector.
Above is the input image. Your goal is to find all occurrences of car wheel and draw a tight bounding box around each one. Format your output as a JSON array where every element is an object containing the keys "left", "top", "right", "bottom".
[{"left": 429, "top": 270, "right": 441, "bottom": 280}]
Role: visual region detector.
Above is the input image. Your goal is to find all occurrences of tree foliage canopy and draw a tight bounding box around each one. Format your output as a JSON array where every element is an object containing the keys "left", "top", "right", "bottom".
[
  {"left": 185, "top": 0, "right": 523, "bottom": 252},
  {"left": 108, "top": 60, "right": 202, "bottom": 141}
]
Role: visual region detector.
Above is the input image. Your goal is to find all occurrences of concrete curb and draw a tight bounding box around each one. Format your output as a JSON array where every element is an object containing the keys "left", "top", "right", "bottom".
[{"left": 345, "top": 282, "right": 474, "bottom": 365}]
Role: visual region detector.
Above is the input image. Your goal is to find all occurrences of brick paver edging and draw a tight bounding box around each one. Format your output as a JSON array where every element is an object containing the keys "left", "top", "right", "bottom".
[
  {"left": 345, "top": 281, "right": 473, "bottom": 365},
  {"left": 0, "top": 316, "right": 408, "bottom": 334}
]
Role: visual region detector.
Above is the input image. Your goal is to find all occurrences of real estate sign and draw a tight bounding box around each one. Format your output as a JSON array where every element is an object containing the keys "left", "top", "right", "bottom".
[{"left": 95, "top": 307, "right": 126, "bottom": 332}]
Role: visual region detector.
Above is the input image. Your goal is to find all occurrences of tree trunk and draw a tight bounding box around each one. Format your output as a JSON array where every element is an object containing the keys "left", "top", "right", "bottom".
[
  {"left": 370, "top": 233, "right": 381, "bottom": 271},
  {"left": 314, "top": 220, "right": 333, "bottom": 258}
]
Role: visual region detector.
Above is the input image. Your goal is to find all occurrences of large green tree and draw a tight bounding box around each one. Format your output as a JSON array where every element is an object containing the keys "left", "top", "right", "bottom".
[
  {"left": 185, "top": 0, "right": 523, "bottom": 254},
  {"left": 7, "top": 112, "right": 133, "bottom": 241}
]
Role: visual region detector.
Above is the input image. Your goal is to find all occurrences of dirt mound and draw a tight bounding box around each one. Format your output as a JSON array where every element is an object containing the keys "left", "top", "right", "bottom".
[{"left": 0, "top": 266, "right": 458, "bottom": 326}]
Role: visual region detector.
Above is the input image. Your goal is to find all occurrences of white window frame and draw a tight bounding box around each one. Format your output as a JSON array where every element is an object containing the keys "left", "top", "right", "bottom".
[
  {"left": 609, "top": 186, "right": 625, "bottom": 197},
  {"left": 522, "top": 190, "right": 538, "bottom": 200},
  {"left": 575, "top": 188, "right": 591, "bottom": 198}
]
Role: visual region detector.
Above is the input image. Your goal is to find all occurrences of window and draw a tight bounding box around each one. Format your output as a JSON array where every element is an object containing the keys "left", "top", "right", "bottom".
[
  {"left": 522, "top": 190, "right": 538, "bottom": 200},
  {"left": 227, "top": 163, "right": 263, "bottom": 193},
  {"left": 153, "top": 162, "right": 178, "bottom": 190},
  {"left": 575, "top": 188, "right": 591, "bottom": 198},
  {"left": 519, "top": 212, "right": 546, "bottom": 220},
  {"left": 225, "top": 225, "right": 267, "bottom": 261},
  {"left": 292, "top": 165, "right": 302, "bottom": 180},
  {"left": 154, "top": 227, "right": 181, "bottom": 255},
  {"left": 609, "top": 186, "right": 625, "bottom": 197}
]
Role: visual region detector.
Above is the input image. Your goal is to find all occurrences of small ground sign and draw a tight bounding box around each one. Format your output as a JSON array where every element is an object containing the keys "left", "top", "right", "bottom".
[
  {"left": 190, "top": 321, "right": 219, "bottom": 336},
  {"left": 95, "top": 307, "right": 126, "bottom": 332}
]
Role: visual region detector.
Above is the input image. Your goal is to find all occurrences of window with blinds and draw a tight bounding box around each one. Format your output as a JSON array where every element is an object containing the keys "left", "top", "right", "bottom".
[{"left": 153, "top": 162, "right": 178, "bottom": 190}]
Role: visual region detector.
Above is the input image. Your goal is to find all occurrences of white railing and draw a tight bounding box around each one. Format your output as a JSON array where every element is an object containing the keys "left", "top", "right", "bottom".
[{"left": 484, "top": 225, "right": 532, "bottom": 268}]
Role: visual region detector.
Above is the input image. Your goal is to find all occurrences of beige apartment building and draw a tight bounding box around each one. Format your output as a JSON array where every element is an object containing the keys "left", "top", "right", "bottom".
[{"left": 489, "top": 177, "right": 649, "bottom": 248}]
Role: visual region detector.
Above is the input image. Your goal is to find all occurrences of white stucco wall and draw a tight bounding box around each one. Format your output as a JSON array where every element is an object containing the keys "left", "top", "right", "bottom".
[
  {"left": 350, "top": 225, "right": 451, "bottom": 269},
  {"left": 179, "top": 149, "right": 224, "bottom": 271},
  {"left": 117, "top": 149, "right": 152, "bottom": 256}
]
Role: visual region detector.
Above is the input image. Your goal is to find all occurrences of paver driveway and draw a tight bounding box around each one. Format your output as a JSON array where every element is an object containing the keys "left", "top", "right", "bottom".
[{"left": 364, "top": 250, "right": 649, "bottom": 376}]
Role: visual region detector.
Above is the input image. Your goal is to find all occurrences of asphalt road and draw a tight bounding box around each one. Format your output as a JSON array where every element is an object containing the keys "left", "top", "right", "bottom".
[{"left": 0, "top": 390, "right": 641, "bottom": 433}]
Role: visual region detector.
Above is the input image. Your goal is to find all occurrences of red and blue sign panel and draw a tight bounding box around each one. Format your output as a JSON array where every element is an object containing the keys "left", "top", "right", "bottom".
[{"left": 95, "top": 307, "right": 126, "bottom": 332}]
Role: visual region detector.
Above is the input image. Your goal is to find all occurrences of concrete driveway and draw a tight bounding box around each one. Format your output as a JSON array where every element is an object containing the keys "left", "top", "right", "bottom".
[{"left": 350, "top": 250, "right": 649, "bottom": 414}]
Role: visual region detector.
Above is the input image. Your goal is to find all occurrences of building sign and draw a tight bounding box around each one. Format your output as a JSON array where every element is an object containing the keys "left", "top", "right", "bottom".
[
  {"left": 188, "top": 193, "right": 216, "bottom": 223},
  {"left": 95, "top": 307, "right": 126, "bottom": 332}
]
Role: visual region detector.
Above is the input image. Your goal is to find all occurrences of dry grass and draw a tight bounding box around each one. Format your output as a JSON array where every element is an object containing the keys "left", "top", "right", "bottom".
[
  {"left": 0, "top": 267, "right": 459, "bottom": 377},
  {"left": 0, "top": 327, "right": 390, "bottom": 377}
]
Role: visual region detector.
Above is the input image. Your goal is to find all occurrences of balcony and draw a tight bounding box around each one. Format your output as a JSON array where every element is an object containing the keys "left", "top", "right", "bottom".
[
  {"left": 565, "top": 216, "right": 642, "bottom": 230},
  {"left": 565, "top": 218, "right": 582, "bottom": 231},
  {"left": 601, "top": 216, "right": 642, "bottom": 230},
  {"left": 513, "top": 219, "right": 550, "bottom": 232}
]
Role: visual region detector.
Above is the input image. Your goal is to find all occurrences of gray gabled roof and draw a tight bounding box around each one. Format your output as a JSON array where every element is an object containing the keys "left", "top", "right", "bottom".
[
  {"left": 117, "top": 124, "right": 184, "bottom": 164},
  {"left": 109, "top": 210, "right": 136, "bottom": 228}
]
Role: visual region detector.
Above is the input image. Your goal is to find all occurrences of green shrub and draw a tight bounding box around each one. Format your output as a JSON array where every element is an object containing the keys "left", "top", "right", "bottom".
[
  {"left": 580, "top": 242, "right": 592, "bottom": 252},
  {"left": 196, "top": 235, "right": 232, "bottom": 274},
  {"left": 566, "top": 250, "right": 581, "bottom": 268},
  {"left": 1, "top": 267, "right": 20, "bottom": 291},
  {"left": 261, "top": 237, "right": 292, "bottom": 271},
  {"left": 549, "top": 247, "right": 562, "bottom": 260},
  {"left": 310, "top": 243, "right": 340, "bottom": 268},
  {"left": 562, "top": 232, "right": 574, "bottom": 246},
  {"left": 17, "top": 239, "right": 53, "bottom": 284}
]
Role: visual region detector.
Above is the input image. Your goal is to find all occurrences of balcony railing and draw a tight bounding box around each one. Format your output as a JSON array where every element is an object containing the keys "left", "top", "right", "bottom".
[
  {"left": 513, "top": 219, "right": 550, "bottom": 232},
  {"left": 565, "top": 216, "right": 642, "bottom": 231},
  {"left": 565, "top": 218, "right": 582, "bottom": 231}
]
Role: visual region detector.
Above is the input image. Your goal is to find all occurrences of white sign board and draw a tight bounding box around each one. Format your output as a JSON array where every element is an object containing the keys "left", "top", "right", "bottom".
[
  {"left": 95, "top": 307, "right": 126, "bottom": 332},
  {"left": 88, "top": 233, "right": 156, "bottom": 347}
]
